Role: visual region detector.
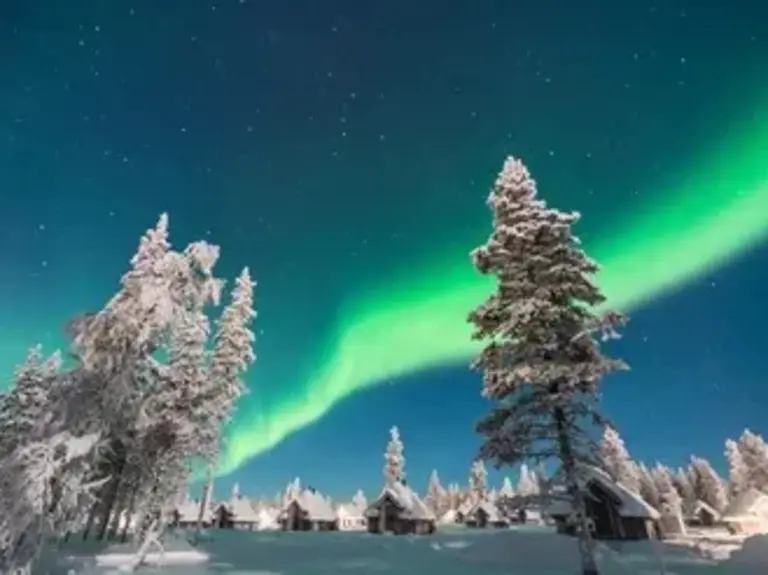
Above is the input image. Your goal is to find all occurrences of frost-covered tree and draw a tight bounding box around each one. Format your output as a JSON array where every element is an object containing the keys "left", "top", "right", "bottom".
[
  {"left": 500, "top": 476, "right": 515, "bottom": 499},
  {"left": 651, "top": 464, "right": 682, "bottom": 517},
  {"left": 599, "top": 426, "right": 640, "bottom": 494},
  {"left": 384, "top": 426, "right": 405, "bottom": 485},
  {"left": 469, "top": 460, "right": 488, "bottom": 502},
  {"left": 425, "top": 470, "right": 446, "bottom": 513},
  {"left": 671, "top": 467, "right": 696, "bottom": 508},
  {"left": 725, "top": 438, "right": 749, "bottom": 497},
  {"left": 517, "top": 464, "right": 539, "bottom": 497},
  {"left": 737, "top": 429, "right": 768, "bottom": 490},
  {"left": 447, "top": 483, "right": 461, "bottom": 510},
  {"left": 468, "top": 157, "right": 628, "bottom": 575},
  {"left": 0, "top": 345, "right": 61, "bottom": 458},
  {"left": 688, "top": 456, "right": 728, "bottom": 512},
  {"left": 352, "top": 489, "right": 367, "bottom": 509},
  {"left": 637, "top": 462, "right": 661, "bottom": 511}
]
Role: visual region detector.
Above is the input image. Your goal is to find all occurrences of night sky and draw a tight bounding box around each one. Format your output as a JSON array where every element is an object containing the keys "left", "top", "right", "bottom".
[{"left": 2, "top": 0, "right": 767, "bottom": 500}]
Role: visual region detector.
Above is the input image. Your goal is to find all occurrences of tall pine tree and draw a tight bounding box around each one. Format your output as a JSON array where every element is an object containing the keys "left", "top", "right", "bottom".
[{"left": 469, "top": 157, "right": 627, "bottom": 575}]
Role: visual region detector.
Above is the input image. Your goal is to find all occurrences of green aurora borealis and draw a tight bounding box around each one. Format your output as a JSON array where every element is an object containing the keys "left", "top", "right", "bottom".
[{"left": 218, "top": 112, "right": 768, "bottom": 478}]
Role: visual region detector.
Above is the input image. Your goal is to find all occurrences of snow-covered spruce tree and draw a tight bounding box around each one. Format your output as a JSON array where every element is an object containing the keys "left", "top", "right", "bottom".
[
  {"left": 0, "top": 345, "right": 61, "bottom": 458},
  {"left": 636, "top": 462, "right": 661, "bottom": 510},
  {"left": 671, "top": 467, "right": 696, "bottom": 508},
  {"left": 500, "top": 476, "right": 515, "bottom": 499},
  {"left": 725, "top": 438, "right": 749, "bottom": 497},
  {"left": 517, "top": 463, "right": 541, "bottom": 498},
  {"left": 737, "top": 429, "right": 768, "bottom": 490},
  {"left": 651, "top": 464, "right": 683, "bottom": 517},
  {"left": 469, "top": 460, "right": 488, "bottom": 502},
  {"left": 352, "top": 489, "right": 367, "bottom": 510},
  {"left": 469, "top": 157, "right": 627, "bottom": 575},
  {"left": 203, "top": 267, "right": 257, "bottom": 452},
  {"left": 599, "top": 426, "right": 640, "bottom": 494},
  {"left": 425, "top": 470, "right": 446, "bottom": 513},
  {"left": 384, "top": 426, "right": 406, "bottom": 485},
  {"left": 688, "top": 456, "right": 728, "bottom": 513}
]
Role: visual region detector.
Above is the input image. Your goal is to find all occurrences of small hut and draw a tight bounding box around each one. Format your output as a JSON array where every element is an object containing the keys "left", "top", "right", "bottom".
[
  {"left": 280, "top": 489, "right": 338, "bottom": 531},
  {"left": 229, "top": 496, "right": 259, "bottom": 530},
  {"left": 464, "top": 499, "right": 509, "bottom": 528},
  {"left": 365, "top": 482, "right": 436, "bottom": 535},
  {"left": 548, "top": 466, "right": 659, "bottom": 540},
  {"left": 213, "top": 503, "right": 235, "bottom": 528},
  {"left": 173, "top": 499, "right": 214, "bottom": 528},
  {"left": 684, "top": 500, "right": 721, "bottom": 528},
  {"left": 721, "top": 488, "right": 768, "bottom": 535}
]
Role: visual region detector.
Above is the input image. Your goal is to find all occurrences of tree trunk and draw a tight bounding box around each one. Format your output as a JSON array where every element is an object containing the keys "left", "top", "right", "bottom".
[
  {"left": 82, "top": 501, "right": 100, "bottom": 541},
  {"left": 97, "top": 458, "right": 127, "bottom": 539},
  {"left": 108, "top": 481, "right": 127, "bottom": 540},
  {"left": 120, "top": 482, "right": 141, "bottom": 542},
  {"left": 554, "top": 405, "right": 600, "bottom": 575},
  {"left": 193, "top": 467, "right": 213, "bottom": 544}
]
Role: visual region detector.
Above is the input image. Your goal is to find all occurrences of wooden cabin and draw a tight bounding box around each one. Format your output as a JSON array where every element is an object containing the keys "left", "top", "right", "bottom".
[
  {"left": 213, "top": 503, "right": 235, "bottom": 528},
  {"left": 684, "top": 500, "right": 721, "bottom": 528},
  {"left": 365, "top": 481, "right": 436, "bottom": 535},
  {"left": 721, "top": 488, "right": 768, "bottom": 535},
  {"left": 280, "top": 489, "right": 338, "bottom": 531},
  {"left": 173, "top": 499, "right": 212, "bottom": 528},
  {"left": 228, "top": 496, "right": 259, "bottom": 530},
  {"left": 336, "top": 501, "right": 367, "bottom": 531},
  {"left": 548, "top": 466, "right": 659, "bottom": 540},
  {"left": 464, "top": 499, "right": 509, "bottom": 528}
]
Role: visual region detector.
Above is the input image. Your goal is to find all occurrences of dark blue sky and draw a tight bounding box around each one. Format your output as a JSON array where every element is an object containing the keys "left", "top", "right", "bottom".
[{"left": 1, "top": 0, "right": 767, "bottom": 499}]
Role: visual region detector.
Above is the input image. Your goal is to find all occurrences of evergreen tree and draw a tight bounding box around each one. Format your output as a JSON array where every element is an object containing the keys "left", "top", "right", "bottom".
[
  {"left": 671, "top": 467, "right": 696, "bottom": 508},
  {"left": 0, "top": 346, "right": 61, "bottom": 457},
  {"left": 499, "top": 476, "right": 515, "bottom": 499},
  {"left": 598, "top": 426, "right": 640, "bottom": 494},
  {"left": 688, "top": 456, "right": 728, "bottom": 513},
  {"left": 737, "top": 429, "right": 768, "bottom": 490},
  {"left": 384, "top": 426, "right": 405, "bottom": 485},
  {"left": 637, "top": 462, "right": 661, "bottom": 510},
  {"left": 517, "top": 464, "right": 539, "bottom": 497},
  {"left": 425, "top": 470, "right": 446, "bottom": 513},
  {"left": 469, "top": 460, "right": 488, "bottom": 502},
  {"left": 205, "top": 267, "right": 257, "bottom": 456},
  {"left": 352, "top": 489, "right": 367, "bottom": 510},
  {"left": 651, "top": 464, "right": 682, "bottom": 516},
  {"left": 725, "top": 438, "right": 749, "bottom": 497},
  {"left": 469, "top": 157, "right": 627, "bottom": 575}
]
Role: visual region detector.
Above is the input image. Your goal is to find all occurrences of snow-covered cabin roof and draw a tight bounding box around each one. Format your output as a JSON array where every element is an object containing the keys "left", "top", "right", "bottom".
[
  {"left": 721, "top": 488, "right": 768, "bottom": 522},
  {"left": 285, "top": 489, "right": 337, "bottom": 522},
  {"left": 457, "top": 498, "right": 475, "bottom": 515},
  {"left": 548, "top": 465, "right": 660, "bottom": 520},
  {"left": 366, "top": 482, "right": 436, "bottom": 521},
  {"left": 684, "top": 499, "right": 721, "bottom": 520},
  {"left": 176, "top": 499, "right": 212, "bottom": 522},
  {"left": 229, "top": 496, "right": 259, "bottom": 522},
  {"left": 467, "top": 499, "right": 507, "bottom": 523}
]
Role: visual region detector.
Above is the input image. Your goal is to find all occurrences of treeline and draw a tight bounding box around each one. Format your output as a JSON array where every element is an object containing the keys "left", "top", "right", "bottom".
[
  {"left": 599, "top": 425, "right": 768, "bottom": 515},
  {"left": 0, "top": 214, "right": 257, "bottom": 573}
]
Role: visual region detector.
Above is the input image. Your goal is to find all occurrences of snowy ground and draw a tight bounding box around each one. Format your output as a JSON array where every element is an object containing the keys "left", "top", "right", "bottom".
[{"left": 44, "top": 526, "right": 768, "bottom": 575}]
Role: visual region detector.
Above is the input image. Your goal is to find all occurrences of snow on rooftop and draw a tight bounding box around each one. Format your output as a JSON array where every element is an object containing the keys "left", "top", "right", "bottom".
[
  {"left": 722, "top": 488, "right": 768, "bottom": 522},
  {"left": 367, "top": 482, "right": 436, "bottom": 521},
  {"left": 229, "top": 496, "right": 259, "bottom": 522},
  {"left": 548, "top": 465, "right": 660, "bottom": 520},
  {"left": 286, "top": 489, "right": 336, "bottom": 522}
]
